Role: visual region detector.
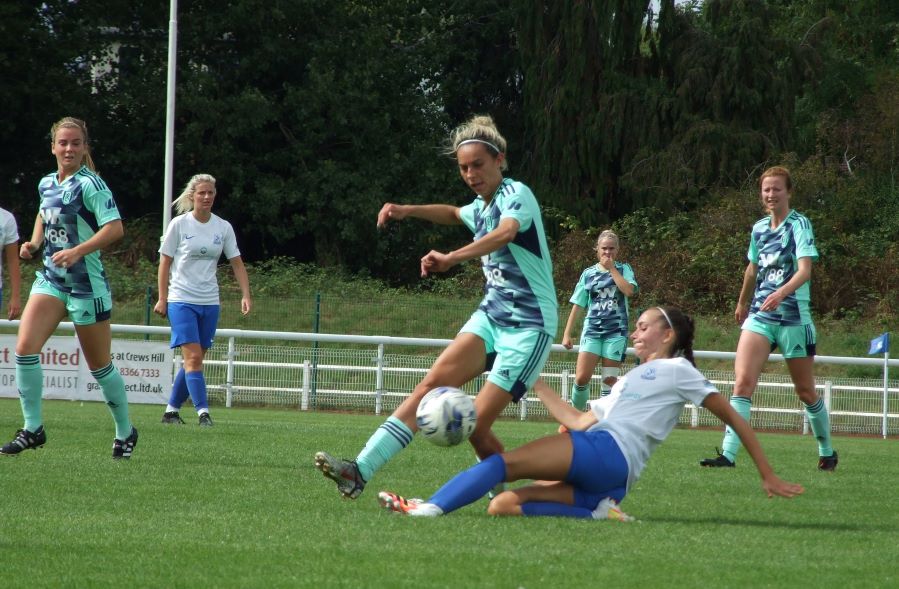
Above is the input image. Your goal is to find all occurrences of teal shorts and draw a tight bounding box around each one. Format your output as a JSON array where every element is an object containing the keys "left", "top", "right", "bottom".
[
  {"left": 579, "top": 335, "right": 627, "bottom": 362},
  {"left": 30, "top": 275, "right": 112, "bottom": 326},
  {"left": 742, "top": 315, "right": 816, "bottom": 359},
  {"left": 460, "top": 310, "right": 553, "bottom": 402}
]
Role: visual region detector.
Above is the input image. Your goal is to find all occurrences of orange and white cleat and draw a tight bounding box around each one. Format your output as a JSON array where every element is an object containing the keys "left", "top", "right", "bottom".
[{"left": 377, "top": 491, "right": 443, "bottom": 517}]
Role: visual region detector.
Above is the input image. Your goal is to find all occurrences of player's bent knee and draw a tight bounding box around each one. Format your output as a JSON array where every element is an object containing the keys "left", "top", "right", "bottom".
[{"left": 487, "top": 492, "right": 519, "bottom": 516}]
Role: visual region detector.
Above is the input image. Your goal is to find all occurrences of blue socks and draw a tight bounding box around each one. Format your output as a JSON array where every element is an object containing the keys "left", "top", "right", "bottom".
[
  {"left": 185, "top": 371, "right": 209, "bottom": 413},
  {"left": 429, "top": 454, "right": 506, "bottom": 514},
  {"left": 167, "top": 368, "right": 190, "bottom": 410},
  {"left": 521, "top": 502, "right": 594, "bottom": 518}
]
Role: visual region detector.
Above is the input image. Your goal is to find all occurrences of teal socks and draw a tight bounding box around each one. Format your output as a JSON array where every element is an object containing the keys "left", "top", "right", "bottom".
[
  {"left": 91, "top": 363, "right": 132, "bottom": 439},
  {"left": 571, "top": 384, "right": 590, "bottom": 411},
  {"left": 805, "top": 398, "right": 834, "bottom": 457},
  {"left": 16, "top": 354, "right": 43, "bottom": 432},
  {"left": 355, "top": 416, "right": 414, "bottom": 482},
  {"left": 721, "top": 396, "right": 752, "bottom": 462}
]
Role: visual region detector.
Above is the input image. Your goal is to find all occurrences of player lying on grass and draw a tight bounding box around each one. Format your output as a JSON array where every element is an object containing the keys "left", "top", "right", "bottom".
[{"left": 378, "top": 306, "right": 805, "bottom": 519}]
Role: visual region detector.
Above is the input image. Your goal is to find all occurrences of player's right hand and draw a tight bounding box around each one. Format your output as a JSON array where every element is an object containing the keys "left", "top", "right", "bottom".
[
  {"left": 734, "top": 303, "right": 749, "bottom": 324},
  {"left": 561, "top": 335, "right": 573, "bottom": 349},
  {"left": 377, "top": 203, "right": 407, "bottom": 228},
  {"left": 19, "top": 242, "right": 37, "bottom": 260},
  {"left": 153, "top": 300, "right": 167, "bottom": 318}
]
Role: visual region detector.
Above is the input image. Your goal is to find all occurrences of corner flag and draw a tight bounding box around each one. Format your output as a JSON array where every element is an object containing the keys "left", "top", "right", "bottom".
[{"left": 868, "top": 333, "right": 890, "bottom": 355}]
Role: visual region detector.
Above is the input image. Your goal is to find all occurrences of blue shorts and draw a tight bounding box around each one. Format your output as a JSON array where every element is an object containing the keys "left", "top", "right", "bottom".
[
  {"left": 459, "top": 310, "right": 552, "bottom": 402},
  {"left": 566, "top": 429, "right": 629, "bottom": 508},
  {"left": 168, "top": 302, "right": 220, "bottom": 349}
]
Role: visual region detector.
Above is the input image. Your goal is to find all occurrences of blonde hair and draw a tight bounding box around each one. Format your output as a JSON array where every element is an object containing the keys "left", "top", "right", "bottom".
[
  {"left": 759, "top": 166, "right": 793, "bottom": 191},
  {"left": 596, "top": 229, "right": 620, "bottom": 249},
  {"left": 50, "top": 117, "right": 96, "bottom": 171},
  {"left": 446, "top": 115, "right": 508, "bottom": 171},
  {"left": 174, "top": 173, "right": 216, "bottom": 215}
]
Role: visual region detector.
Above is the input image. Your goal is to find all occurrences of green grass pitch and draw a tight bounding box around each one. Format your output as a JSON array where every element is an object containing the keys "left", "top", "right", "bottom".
[{"left": 1, "top": 399, "right": 897, "bottom": 588}]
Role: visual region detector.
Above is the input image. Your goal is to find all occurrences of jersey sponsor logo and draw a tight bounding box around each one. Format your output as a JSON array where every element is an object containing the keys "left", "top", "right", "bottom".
[
  {"left": 213, "top": 233, "right": 222, "bottom": 245},
  {"left": 640, "top": 367, "right": 656, "bottom": 380},
  {"left": 594, "top": 286, "right": 618, "bottom": 299},
  {"left": 595, "top": 298, "right": 619, "bottom": 312},
  {"left": 758, "top": 252, "right": 779, "bottom": 267},
  {"left": 200, "top": 247, "right": 208, "bottom": 255},
  {"left": 41, "top": 207, "right": 62, "bottom": 225},
  {"left": 62, "top": 191, "right": 75, "bottom": 204}
]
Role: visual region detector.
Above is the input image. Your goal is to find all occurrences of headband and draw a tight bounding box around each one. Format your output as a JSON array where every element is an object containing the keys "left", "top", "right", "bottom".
[
  {"left": 657, "top": 307, "right": 673, "bottom": 328},
  {"left": 455, "top": 139, "right": 501, "bottom": 154}
]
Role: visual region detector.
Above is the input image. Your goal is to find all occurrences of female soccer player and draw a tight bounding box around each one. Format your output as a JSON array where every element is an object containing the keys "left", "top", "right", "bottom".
[
  {"left": 561, "top": 230, "right": 637, "bottom": 409},
  {"left": 378, "top": 307, "right": 805, "bottom": 519},
  {"left": 701, "top": 166, "right": 837, "bottom": 471},
  {"left": 154, "top": 173, "right": 251, "bottom": 427},
  {"left": 315, "top": 115, "right": 558, "bottom": 499},
  {"left": 0, "top": 205, "right": 22, "bottom": 319},
  {"left": 0, "top": 117, "right": 136, "bottom": 458}
]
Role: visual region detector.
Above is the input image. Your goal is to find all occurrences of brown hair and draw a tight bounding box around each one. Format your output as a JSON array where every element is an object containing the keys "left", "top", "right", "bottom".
[{"left": 758, "top": 166, "right": 793, "bottom": 192}]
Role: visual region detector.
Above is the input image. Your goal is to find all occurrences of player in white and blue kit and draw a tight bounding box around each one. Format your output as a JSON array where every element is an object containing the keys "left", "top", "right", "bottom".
[
  {"left": 378, "top": 307, "right": 804, "bottom": 518},
  {"left": 562, "top": 230, "right": 638, "bottom": 409},
  {"left": 1, "top": 117, "right": 136, "bottom": 459},
  {"left": 315, "top": 115, "right": 558, "bottom": 500},
  {"left": 154, "top": 174, "right": 251, "bottom": 427},
  {"left": 0, "top": 206, "right": 22, "bottom": 319},
  {"left": 701, "top": 166, "right": 837, "bottom": 470}
]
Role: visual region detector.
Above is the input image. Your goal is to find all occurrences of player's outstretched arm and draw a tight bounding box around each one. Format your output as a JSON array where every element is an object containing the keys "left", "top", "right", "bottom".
[
  {"left": 703, "top": 393, "right": 804, "bottom": 498},
  {"left": 533, "top": 379, "right": 597, "bottom": 431},
  {"left": 376, "top": 203, "right": 462, "bottom": 228}
]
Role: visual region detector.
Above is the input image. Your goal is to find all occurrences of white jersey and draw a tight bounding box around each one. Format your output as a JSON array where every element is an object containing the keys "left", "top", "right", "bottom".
[
  {"left": 159, "top": 212, "right": 240, "bottom": 305},
  {"left": 0, "top": 208, "right": 19, "bottom": 290},
  {"left": 590, "top": 358, "right": 717, "bottom": 489}
]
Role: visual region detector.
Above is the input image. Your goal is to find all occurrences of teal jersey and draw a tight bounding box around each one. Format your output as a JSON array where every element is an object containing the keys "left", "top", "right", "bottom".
[
  {"left": 747, "top": 210, "right": 818, "bottom": 326},
  {"left": 459, "top": 178, "right": 558, "bottom": 337},
  {"left": 36, "top": 166, "right": 121, "bottom": 298},
  {"left": 570, "top": 262, "right": 638, "bottom": 338}
]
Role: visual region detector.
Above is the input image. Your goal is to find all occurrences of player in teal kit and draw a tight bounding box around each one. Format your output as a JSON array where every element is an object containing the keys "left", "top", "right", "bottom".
[
  {"left": 561, "top": 230, "right": 637, "bottom": 410},
  {"left": 315, "top": 115, "right": 558, "bottom": 499},
  {"left": 701, "top": 166, "right": 836, "bottom": 471},
  {"left": 0, "top": 117, "right": 136, "bottom": 459}
]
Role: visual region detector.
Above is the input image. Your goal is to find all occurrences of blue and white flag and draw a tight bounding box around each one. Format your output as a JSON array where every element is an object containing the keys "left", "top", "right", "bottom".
[{"left": 868, "top": 333, "right": 890, "bottom": 355}]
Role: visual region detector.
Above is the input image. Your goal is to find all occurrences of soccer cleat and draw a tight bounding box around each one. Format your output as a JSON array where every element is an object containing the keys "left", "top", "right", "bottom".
[
  {"left": 700, "top": 448, "right": 735, "bottom": 468},
  {"left": 161, "top": 411, "right": 185, "bottom": 424},
  {"left": 112, "top": 427, "right": 138, "bottom": 459},
  {"left": 0, "top": 426, "right": 47, "bottom": 455},
  {"left": 818, "top": 449, "right": 838, "bottom": 472},
  {"left": 592, "top": 497, "right": 635, "bottom": 522},
  {"left": 314, "top": 451, "right": 366, "bottom": 499},
  {"left": 378, "top": 491, "right": 442, "bottom": 517},
  {"left": 198, "top": 412, "right": 214, "bottom": 427}
]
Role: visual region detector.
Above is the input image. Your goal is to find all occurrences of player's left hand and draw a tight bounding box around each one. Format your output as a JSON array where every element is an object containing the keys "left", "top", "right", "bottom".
[
  {"left": 6, "top": 300, "right": 21, "bottom": 320},
  {"left": 420, "top": 250, "right": 454, "bottom": 277},
  {"left": 759, "top": 289, "right": 785, "bottom": 312},
  {"left": 51, "top": 248, "right": 82, "bottom": 270},
  {"left": 241, "top": 297, "right": 252, "bottom": 315}
]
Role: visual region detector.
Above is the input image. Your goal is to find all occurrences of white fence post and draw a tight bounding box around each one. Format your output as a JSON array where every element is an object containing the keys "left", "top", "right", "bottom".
[
  {"left": 375, "top": 344, "right": 385, "bottom": 416},
  {"left": 301, "top": 360, "right": 310, "bottom": 411},
  {"left": 561, "top": 369, "right": 570, "bottom": 403},
  {"left": 225, "top": 336, "right": 236, "bottom": 408}
]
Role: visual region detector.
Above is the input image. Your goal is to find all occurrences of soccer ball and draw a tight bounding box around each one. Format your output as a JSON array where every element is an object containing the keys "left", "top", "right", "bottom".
[{"left": 416, "top": 386, "right": 477, "bottom": 447}]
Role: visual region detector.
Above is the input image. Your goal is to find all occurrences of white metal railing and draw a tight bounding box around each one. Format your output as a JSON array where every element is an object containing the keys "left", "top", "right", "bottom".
[{"left": 1, "top": 321, "right": 895, "bottom": 438}]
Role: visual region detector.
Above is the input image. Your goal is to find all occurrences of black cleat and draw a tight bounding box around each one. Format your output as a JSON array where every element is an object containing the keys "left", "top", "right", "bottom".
[
  {"left": 700, "top": 448, "right": 735, "bottom": 468},
  {"left": 198, "top": 412, "right": 214, "bottom": 427},
  {"left": 161, "top": 411, "right": 185, "bottom": 424},
  {"left": 1, "top": 426, "right": 47, "bottom": 455},
  {"left": 314, "top": 451, "right": 366, "bottom": 499},
  {"left": 818, "top": 449, "right": 838, "bottom": 472},
  {"left": 112, "top": 427, "right": 138, "bottom": 459}
]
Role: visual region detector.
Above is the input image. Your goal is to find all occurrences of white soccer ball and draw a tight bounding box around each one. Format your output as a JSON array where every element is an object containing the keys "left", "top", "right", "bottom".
[{"left": 416, "top": 386, "right": 477, "bottom": 447}]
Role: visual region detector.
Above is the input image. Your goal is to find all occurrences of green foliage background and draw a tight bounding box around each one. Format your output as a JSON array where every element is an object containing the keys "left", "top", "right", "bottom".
[{"left": 1, "top": 0, "right": 897, "bottom": 319}]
